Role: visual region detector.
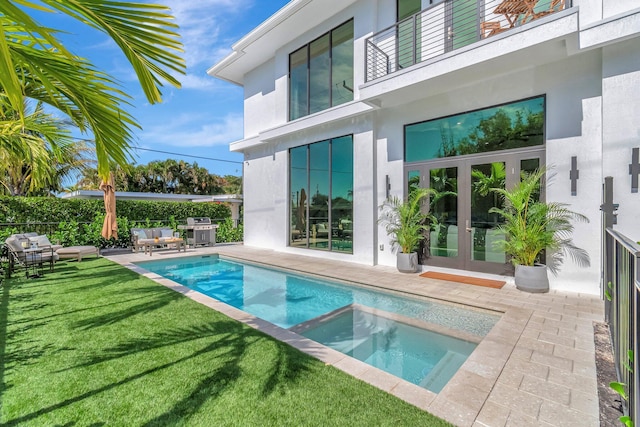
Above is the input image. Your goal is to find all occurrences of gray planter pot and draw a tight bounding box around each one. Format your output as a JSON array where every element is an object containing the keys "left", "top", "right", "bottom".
[
  {"left": 515, "top": 264, "right": 549, "bottom": 293},
  {"left": 397, "top": 252, "right": 419, "bottom": 273}
]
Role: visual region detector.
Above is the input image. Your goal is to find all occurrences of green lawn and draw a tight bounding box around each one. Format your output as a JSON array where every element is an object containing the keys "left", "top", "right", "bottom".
[{"left": 0, "top": 257, "right": 451, "bottom": 426}]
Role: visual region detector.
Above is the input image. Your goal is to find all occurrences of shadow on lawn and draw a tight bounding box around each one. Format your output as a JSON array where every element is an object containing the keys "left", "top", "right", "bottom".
[
  {"left": 71, "top": 286, "right": 182, "bottom": 330},
  {"left": 7, "top": 319, "right": 314, "bottom": 426},
  {"left": 1, "top": 258, "right": 316, "bottom": 425}
]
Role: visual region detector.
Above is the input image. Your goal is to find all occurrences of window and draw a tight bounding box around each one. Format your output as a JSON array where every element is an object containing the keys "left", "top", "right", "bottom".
[
  {"left": 289, "top": 20, "right": 354, "bottom": 121},
  {"left": 289, "top": 136, "right": 353, "bottom": 253},
  {"left": 405, "top": 96, "right": 545, "bottom": 162},
  {"left": 398, "top": 0, "right": 421, "bottom": 20}
]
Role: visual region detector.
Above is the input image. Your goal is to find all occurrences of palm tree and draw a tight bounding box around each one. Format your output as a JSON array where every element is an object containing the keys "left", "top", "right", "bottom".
[
  {"left": 0, "top": 101, "right": 92, "bottom": 196},
  {"left": 0, "top": 1, "right": 185, "bottom": 180}
]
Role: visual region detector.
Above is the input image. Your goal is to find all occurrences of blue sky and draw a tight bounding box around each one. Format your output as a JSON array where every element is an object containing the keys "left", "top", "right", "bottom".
[{"left": 36, "top": 0, "right": 290, "bottom": 178}]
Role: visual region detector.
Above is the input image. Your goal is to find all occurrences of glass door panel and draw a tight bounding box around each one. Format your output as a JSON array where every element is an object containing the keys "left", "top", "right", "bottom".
[
  {"left": 447, "top": 0, "right": 479, "bottom": 52},
  {"left": 405, "top": 149, "right": 543, "bottom": 274},
  {"left": 397, "top": 0, "right": 422, "bottom": 69},
  {"left": 290, "top": 146, "right": 308, "bottom": 248},
  {"left": 309, "top": 141, "right": 330, "bottom": 250},
  {"left": 469, "top": 162, "right": 506, "bottom": 264},
  {"left": 429, "top": 167, "right": 458, "bottom": 258}
]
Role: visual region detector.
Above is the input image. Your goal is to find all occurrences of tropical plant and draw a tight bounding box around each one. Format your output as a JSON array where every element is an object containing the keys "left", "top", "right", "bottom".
[
  {"left": 76, "top": 161, "right": 239, "bottom": 195},
  {"left": 0, "top": 0, "right": 185, "bottom": 179},
  {"left": 0, "top": 100, "right": 83, "bottom": 196},
  {"left": 379, "top": 188, "right": 433, "bottom": 254},
  {"left": 489, "top": 167, "right": 590, "bottom": 273},
  {"left": 609, "top": 350, "right": 635, "bottom": 427}
]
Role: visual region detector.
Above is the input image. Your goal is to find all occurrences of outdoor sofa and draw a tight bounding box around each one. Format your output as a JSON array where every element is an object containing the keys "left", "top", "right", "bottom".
[{"left": 130, "top": 227, "right": 180, "bottom": 253}]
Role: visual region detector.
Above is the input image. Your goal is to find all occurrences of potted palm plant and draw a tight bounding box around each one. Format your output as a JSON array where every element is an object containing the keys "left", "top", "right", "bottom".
[
  {"left": 379, "top": 188, "right": 433, "bottom": 273},
  {"left": 490, "top": 167, "right": 590, "bottom": 292}
]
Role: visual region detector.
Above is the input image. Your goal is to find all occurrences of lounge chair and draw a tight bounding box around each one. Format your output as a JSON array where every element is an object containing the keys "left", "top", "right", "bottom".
[
  {"left": 4, "top": 234, "right": 59, "bottom": 278},
  {"left": 56, "top": 246, "right": 100, "bottom": 262}
]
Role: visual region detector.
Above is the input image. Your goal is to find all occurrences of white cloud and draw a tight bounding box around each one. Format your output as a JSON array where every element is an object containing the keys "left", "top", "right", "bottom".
[
  {"left": 164, "top": 0, "right": 255, "bottom": 69},
  {"left": 141, "top": 113, "right": 244, "bottom": 147}
]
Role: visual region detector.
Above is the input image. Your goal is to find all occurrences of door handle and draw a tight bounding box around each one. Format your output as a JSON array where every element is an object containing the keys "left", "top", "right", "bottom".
[{"left": 465, "top": 220, "right": 473, "bottom": 232}]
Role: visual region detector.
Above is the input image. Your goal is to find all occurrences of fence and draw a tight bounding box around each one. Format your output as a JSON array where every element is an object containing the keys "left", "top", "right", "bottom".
[{"left": 603, "top": 227, "right": 639, "bottom": 424}]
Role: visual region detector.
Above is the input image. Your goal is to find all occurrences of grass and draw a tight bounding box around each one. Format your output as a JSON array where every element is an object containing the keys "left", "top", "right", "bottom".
[{"left": 0, "top": 257, "right": 451, "bottom": 426}]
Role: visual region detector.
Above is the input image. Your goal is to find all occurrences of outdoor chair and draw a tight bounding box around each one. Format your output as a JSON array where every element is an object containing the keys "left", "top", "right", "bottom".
[
  {"left": 534, "top": 0, "right": 565, "bottom": 19},
  {"left": 4, "top": 234, "right": 60, "bottom": 278},
  {"left": 480, "top": 21, "right": 506, "bottom": 38}
]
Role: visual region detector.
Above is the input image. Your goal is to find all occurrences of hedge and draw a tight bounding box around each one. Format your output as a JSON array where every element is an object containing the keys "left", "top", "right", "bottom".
[
  {"left": 0, "top": 196, "right": 242, "bottom": 248},
  {"left": 0, "top": 196, "right": 229, "bottom": 223}
]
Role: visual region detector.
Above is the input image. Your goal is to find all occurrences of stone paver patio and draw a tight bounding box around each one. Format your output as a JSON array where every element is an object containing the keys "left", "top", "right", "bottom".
[{"left": 107, "top": 244, "right": 603, "bottom": 427}]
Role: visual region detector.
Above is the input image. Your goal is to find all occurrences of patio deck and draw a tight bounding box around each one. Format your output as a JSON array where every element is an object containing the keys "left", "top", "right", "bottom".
[{"left": 108, "top": 245, "right": 603, "bottom": 427}]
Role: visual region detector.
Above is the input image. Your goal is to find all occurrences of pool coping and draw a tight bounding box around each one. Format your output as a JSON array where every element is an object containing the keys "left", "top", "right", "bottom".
[{"left": 107, "top": 245, "right": 602, "bottom": 426}]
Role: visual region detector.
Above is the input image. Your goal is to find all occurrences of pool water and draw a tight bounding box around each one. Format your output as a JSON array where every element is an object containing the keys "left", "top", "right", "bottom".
[
  {"left": 137, "top": 255, "right": 500, "bottom": 392},
  {"left": 296, "top": 306, "right": 477, "bottom": 393}
]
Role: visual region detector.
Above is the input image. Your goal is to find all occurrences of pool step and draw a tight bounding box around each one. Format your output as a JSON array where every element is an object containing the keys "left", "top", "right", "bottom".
[{"left": 419, "top": 351, "right": 468, "bottom": 392}]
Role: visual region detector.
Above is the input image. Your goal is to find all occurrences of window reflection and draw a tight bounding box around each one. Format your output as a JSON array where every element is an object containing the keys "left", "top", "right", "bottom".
[
  {"left": 470, "top": 162, "right": 506, "bottom": 263},
  {"left": 332, "top": 136, "right": 354, "bottom": 253},
  {"left": 405, "top": 96, "right": 545, "bottom": 162},
  {"left": 289, "top": 20, "right": 353, "bottom": 121},
  {"left": 290, "top": 146, "right": 308, "bottom": 248},
  {"left": 428, "top": 167, "right": 458, "bottom": 258},
  {"left": 310, "top": 34, "right": 330, "bottom": 114},
  {"left": 310, "top": 141, "right": 330, "bottom": 250},
  {"left": 289, "top": 136, "right": 353, "bottom": 253},
  {"left": 289, "top": 48, "right": 308, "bottom": 121},
  {"left": 331, "top": 22, "right": 354, "bottom": 107}
]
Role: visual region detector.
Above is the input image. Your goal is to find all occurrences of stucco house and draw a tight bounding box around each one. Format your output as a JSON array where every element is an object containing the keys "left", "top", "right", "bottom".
[{"left": 208, "top": 0, "right": 640, "bottom": 294}]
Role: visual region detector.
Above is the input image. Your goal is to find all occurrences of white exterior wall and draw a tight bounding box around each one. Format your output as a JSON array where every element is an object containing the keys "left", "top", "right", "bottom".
[
  {"left": 228, "top": 0, "right": 640, "bottom": 295},
  {"left": 242, "top": 116, "right": 377, "bottom": 265},
  {"left": 373, "top": 50, "right": 603, "bottom": 294},
  {"left": 244, "top": 59, "right": 278, "bottom": 138},
  {"left": 602, "top": 38, "right": 640, "bottom": 237}
]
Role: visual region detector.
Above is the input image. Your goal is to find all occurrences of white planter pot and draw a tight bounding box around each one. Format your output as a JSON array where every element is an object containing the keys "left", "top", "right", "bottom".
[
  {"left": 515, "top": 264, "right": 549, "bottom": 293},
  {"left": 397, "top": 252, "right": 419, "bottom": 273}
]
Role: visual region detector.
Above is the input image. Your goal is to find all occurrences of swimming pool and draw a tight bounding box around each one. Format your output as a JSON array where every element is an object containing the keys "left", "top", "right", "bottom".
[{"left": 137, "top": 255, "right": 500, "bottom": 393}]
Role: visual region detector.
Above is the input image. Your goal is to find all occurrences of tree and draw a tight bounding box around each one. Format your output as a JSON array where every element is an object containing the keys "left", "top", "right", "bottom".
[
  {"left": 75, "top": 160, "right": 240, "bottom": 195},
  {"left": 0, "top": 1, "right": 185, "bottom": 180},
  {"left": 0, "top": 101, "right": 93, "bottom": 196}
]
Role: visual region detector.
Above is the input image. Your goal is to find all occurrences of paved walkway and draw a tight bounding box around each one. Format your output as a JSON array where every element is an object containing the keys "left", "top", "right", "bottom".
[{"left": 108, "top": 245, "right": 604, "bottom": 427}]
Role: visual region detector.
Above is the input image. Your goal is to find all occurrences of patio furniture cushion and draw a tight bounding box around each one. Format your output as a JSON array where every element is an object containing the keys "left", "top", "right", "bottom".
[
  {"left": 29, "top": 235, "right": 64, "bottom": 252},
  {"left": 56, "top": 245, "right": 99, "bottom": 262},
  {"left": 159, "top": 228, "right": 174, "bottom": 238},
  {"left": 132, "top": 228, "right": 149, "bottom": 239},
  {"left": 4, "top": 236, "right": 59, "bottom": 277},
  {"left": 131, "top": 227, "right": 176, "bottom": 252}
]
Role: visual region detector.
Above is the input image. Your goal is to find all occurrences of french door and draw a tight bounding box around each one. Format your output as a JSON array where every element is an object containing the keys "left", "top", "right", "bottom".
[
  {"left": 445, "top": 0, "right": 481, "bottom": 52},
  {"left": 406, "top": 148, "right": 544, "bottom": 274}
]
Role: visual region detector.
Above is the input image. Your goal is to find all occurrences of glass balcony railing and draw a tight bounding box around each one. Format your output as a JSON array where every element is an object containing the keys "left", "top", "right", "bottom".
[{"left": 365, "top": 0, "right": 569, "bottom": 82}]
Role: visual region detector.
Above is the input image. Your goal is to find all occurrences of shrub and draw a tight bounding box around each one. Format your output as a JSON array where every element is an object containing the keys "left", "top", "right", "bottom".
[
  {"left": 0, "top": 196, "right": 239, "bottom": 248},
  {"left": 216, "top": 218, "right": 243, "bottom": 243}
]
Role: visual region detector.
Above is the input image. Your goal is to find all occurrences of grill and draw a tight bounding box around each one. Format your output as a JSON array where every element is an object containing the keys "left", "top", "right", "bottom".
[{"left": 178, "top": 217, "right": 217, "bottom": 247}]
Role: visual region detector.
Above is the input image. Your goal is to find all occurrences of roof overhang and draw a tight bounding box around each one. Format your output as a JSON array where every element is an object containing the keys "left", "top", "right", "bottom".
[{"left": 207, "top": 0, "right": 358, "bottom": 86}]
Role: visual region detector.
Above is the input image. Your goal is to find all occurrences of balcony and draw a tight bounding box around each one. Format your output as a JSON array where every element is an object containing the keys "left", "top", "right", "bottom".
[{"left": 365, "top": 0, "right": 569, "bottom": 82}]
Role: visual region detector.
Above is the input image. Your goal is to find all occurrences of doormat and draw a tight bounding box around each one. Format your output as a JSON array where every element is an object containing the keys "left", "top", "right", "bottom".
[{"left": 419, "top": 271, "right": 506, "bottom": 289}]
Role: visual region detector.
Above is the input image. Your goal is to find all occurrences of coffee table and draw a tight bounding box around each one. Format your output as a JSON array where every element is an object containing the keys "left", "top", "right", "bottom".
[{"left": 144, "top": 238, "right": 186, "bottom": 256}]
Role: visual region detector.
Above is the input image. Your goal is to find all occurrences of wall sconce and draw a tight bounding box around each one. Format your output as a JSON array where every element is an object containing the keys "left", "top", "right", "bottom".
[
  {"left": 569, "top": 156, "right": 579, "bottom": 196},
  {"left": 385, "top": 175, "right": 391, "bottom": 199},
  {"left": 630, "top": 147, "right": 639, "bottom": 193}
]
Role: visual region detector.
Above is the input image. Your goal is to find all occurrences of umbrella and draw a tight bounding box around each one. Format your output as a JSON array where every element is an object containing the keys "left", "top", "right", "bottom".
[{"left": 99, "top": 172, "right": 118, "bottom": 240}]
